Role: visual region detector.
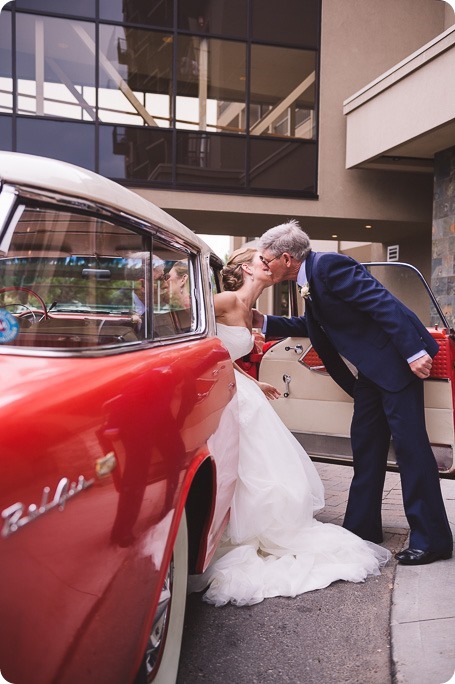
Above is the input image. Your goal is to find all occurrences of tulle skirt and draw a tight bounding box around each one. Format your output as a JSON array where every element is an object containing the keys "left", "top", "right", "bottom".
[{"left": 189, "top": 370, "right": 390, "bottom": 607}]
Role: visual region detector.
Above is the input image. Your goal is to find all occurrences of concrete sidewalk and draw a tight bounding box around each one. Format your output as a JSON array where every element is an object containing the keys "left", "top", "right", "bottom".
[{"left": 314, "top": 461, "right": 455, "bottom": 684}]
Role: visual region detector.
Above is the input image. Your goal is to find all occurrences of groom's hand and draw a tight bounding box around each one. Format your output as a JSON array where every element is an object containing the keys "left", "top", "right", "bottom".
[
  {"left": 252, "top": 308, "right": 264, "bottom": 330},
  {"left": 409, "top": 353, "right": 432, "bottom": 379}
]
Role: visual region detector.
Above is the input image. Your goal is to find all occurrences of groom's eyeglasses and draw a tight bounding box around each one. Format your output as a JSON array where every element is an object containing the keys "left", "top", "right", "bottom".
[{"left": 259, "top": 254, "right": 281, "bottom": 266}]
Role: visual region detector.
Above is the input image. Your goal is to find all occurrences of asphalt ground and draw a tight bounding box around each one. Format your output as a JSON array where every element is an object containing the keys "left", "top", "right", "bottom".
[{"left": 178, "top": 462, "right": 455, "bottom": 684}]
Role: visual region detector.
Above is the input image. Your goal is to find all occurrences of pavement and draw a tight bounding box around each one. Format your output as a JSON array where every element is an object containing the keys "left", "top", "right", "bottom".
[{"left": 314, "top": 461, "right": 455, "bottom": 684}]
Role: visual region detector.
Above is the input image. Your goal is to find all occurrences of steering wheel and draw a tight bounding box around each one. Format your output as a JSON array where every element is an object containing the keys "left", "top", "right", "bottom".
[{"left": 0, "top": 286, "right": 49, "bottom": 321}]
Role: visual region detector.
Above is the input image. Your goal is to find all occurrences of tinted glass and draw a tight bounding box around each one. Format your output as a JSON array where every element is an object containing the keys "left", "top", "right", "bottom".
[
  {"left": 251, "top": 0, "right": 320, "bottom": 48},
  {"left": 17, "top": 117, "right": 95, "bottom": 169},
  {"left": 16, "top": 14, "right": 96, "bottom": 120},
  {"left": 99, "top": 0, "right": 173, "bottom": 28},
  {"left": 249, "top": 138, "right": 317, "bottom": 194},
  {"left": 152, "top": 243, "right": 196, "bottom": 337},
  {"left": 0, "top": 206, "right": 151, "bottom": 348},
  {"left": 0, "top": 8, "right": 12, "bottom": 114},
  {"left": 99, "top": 125, "right": 173, "bottom": 182},
  {"left": 176, "top": 37, "right": 246, "bottom": 134},
  {"left": 178, "top": 0, "right": 247, "bottom": 38},
  {"left": 14, "top": 0, "right": 95, "bottom": 18},
  {"left": 176, "top": 131, "right": 246, "bottom": 188},
  {"left": 250, "top": 44, "right": 316, "bottom": 139},
  {"left": 98, "top": 25, "right": 172, "bottom": 126},
  {"left": 0, "top": 115, "right": 12, "bottom": 150}
]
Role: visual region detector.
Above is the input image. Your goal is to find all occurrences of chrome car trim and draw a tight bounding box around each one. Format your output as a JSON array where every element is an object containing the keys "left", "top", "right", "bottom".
[
  {"left": 1, "top": 475, "right": 94, "bottom": 538},
  {"left": 0, "top": 185, "right": 19, "bottom": 251},
  {"left": 95, "top": 452, "right": 117, "bottom": 478},
  {"left": 0, "top": 329, "right": 211, "bottom": 358}
]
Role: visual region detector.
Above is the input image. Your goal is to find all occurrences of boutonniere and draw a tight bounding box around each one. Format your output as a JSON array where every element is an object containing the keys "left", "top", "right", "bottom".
[{"left": 299, "top": 282, "right": 310, "bottom": 299}]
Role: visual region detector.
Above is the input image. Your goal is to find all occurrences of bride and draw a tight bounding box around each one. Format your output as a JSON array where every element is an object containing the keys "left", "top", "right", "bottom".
[{"left": 190, "top": 246, "right": 390, "bottom": 607}]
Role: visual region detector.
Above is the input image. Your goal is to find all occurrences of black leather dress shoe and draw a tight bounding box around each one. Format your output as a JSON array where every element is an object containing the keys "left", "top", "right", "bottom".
[{"left": 395, "top": 548, "right": 452, "bottom": 565}]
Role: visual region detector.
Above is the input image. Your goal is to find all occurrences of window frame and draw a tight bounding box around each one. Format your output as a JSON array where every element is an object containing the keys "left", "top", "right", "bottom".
[{"left": 0, "top": 185, "right": 209, "bottom": 357}]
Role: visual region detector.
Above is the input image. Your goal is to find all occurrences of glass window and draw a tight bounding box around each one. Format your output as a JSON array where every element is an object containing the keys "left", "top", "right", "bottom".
[
  {"left": 178, "top": 0, "right": 247, "bottom": 39},
  {"left": 249, "top": 138, "right": 317, "bottom": 194},
  {"left": 99, "top": 125, "right": 173, "bottom": 182},
  {"left": 151, "top": 242, "right": 196, "bottom": 337},
  {"left": 249, "top": 44, "right": 316, "bottom": 140},
  {"left": 176, "top": 36, "right": 246, "bottom": 134},
  {"left": 0, "top": 206, "right": 152, "bottom": 349},
  {"left": 0, "top": 115, "right": 12, "bottom": 150},
  {"left": 0, "top": 8, "right": 12, "bottom": 115},
  {"left": 176, "top": 131, "right": 246, "bottom": 189},
  {"left": 98, "top": 25, "right": 173, "bottom": 126},
  {"left": 99, "top": 0, "right": 173, "bottom": 28},
  {"left": 14, "top": 0, "right": 96, "bottom": 18},
  {"left": 16, "top": 14, "right": 96, "bottom": 121},
  {"left": 17, "top": 117, "right": 95, "bottom": 169},
  {"left": 251, "top": 0, "right": 320, "bottom": 48}
]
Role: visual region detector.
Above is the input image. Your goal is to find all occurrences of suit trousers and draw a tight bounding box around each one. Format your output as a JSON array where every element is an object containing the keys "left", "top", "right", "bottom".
[{"left": 343, "top": 373, "right": 452, "bottom": 552}]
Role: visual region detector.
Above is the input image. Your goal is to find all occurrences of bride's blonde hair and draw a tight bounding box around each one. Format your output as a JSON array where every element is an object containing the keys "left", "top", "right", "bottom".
[{"left": 221, "top": 247, "right": 257, "bottom": 291}]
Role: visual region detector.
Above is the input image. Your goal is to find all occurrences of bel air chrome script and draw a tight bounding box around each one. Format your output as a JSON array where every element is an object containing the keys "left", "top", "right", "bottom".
[{"left": 1, "top": 475, "right": 94, "bottom": 538}]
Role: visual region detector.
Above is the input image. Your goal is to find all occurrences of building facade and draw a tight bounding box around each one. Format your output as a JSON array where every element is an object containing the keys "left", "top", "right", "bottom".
[{"left": 1, "top": 0, "right": 454, "bottom": 322}]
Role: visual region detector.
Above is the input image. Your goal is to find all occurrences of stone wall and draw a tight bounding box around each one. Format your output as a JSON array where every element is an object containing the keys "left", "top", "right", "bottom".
[{"left": 432, "top": 147, "right": 455, "bottom": 329}]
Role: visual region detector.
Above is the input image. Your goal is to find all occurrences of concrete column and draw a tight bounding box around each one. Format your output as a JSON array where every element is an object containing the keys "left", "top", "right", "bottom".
[{"left": 432, "top": 147, "right": 455, "bottom": 328}]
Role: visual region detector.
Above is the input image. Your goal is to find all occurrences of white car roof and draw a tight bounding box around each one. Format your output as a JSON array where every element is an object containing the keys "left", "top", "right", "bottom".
[{"left": 0, "top": 151, "right": 209, "bottom": 252}]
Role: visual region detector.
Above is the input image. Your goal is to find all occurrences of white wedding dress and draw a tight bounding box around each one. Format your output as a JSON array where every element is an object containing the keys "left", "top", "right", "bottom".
[{"left": 190, "top": 324, "right": 390, "bottom": 606}]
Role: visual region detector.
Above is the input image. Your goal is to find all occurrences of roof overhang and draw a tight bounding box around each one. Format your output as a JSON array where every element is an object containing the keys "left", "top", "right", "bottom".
[{"left": 343, "top": 24, "right": 455, "bottom": 172}]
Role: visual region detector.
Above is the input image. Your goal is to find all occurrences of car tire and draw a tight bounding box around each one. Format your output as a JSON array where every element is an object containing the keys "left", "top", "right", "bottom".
[{"left": 135, "top": 511, "right": 188, "bottom": 684}]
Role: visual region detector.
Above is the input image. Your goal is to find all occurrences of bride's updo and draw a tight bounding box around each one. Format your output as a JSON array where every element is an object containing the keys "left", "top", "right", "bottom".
[{"left": 221, "top": 247, "right": 257, "bottom": 291}]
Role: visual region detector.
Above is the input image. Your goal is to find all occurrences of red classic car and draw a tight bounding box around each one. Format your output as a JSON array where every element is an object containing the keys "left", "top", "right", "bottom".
[
  {"left": 2, "top": 150, "right": 454, "bottom": 684},
  {"left": 0, "top": 152, "right": 239, "bottom": 684}
]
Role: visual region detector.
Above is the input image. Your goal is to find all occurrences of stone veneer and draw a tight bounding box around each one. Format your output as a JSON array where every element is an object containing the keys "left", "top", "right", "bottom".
[{"left": 432, "top": 147, "right": 455, "bottom": 329}]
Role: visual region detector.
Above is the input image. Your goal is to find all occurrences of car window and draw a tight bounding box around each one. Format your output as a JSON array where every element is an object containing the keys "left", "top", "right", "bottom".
[
  {"left": 0, "top": 203, "right": 200, "bottom": 351},
  {"left": 151, "top": 242, "right": 197, "bottom": 338},
  {"left": 364, "top": 263, "right": 447, "bottom": 329}
]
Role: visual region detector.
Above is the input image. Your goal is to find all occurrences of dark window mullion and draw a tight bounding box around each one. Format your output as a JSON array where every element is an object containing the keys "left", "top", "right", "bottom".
[
  {"left": 95, "top": 0, "right": 99, "bottom": 172},
  {"left": 171, "top": 0, "right": 178, "bottom": 185},
  {"left": 12, "top": 5, "right": 17, "bottom": 151},
  {"left": 244, "top": 0, "right": 252, "bottom": 189}
]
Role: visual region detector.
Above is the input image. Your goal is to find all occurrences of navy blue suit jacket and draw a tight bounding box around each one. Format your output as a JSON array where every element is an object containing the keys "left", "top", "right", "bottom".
[{"left": 266, "top": 251, "right": 438, "bottom": 396}]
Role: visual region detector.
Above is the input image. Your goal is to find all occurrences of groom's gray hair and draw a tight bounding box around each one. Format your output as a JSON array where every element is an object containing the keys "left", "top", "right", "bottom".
[{"left": 258, "top": 219, "right": 311, "bottom": 262}]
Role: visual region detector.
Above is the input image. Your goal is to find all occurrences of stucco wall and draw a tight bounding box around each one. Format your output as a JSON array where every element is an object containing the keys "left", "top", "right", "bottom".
[{"left": 317, "top": 0, "right": 446, "bottom": 228}]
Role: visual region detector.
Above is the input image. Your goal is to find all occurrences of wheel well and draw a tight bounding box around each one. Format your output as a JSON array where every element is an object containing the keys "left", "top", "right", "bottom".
[{"left": 185, "top": 458, "right": 214, "bottom": 574}]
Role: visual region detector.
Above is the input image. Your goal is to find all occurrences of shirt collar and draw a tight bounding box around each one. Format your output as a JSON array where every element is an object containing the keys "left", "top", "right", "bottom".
[{"left": 297, "top": 260, "right": 307, "bottom": 287}]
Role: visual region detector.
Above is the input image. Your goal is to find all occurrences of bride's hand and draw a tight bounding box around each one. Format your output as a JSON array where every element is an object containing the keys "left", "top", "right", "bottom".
[
  {"left": 258, "top": 381, "right": 281, "bottom": 400},
  {"left": 252, "top": 308, "right": 264, "bottom": 329}
]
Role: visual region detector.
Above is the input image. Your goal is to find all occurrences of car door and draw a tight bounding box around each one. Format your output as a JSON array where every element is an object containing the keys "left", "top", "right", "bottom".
[{"left": 257, "top": 262, "right": 455, "bottom": 476}]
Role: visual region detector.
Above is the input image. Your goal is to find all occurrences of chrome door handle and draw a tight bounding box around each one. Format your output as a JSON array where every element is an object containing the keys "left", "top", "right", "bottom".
[
  {"left": 283, "top": 373, "right": 291, "bottom": 397},
  {"left": 285, "top": 344, "right": 303, "bottom": 354}
]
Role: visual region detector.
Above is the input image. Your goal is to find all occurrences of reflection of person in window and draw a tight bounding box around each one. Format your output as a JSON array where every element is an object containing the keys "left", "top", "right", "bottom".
[
  {"left": 132, "top": 256, "right": 169, "bottom": 333},
  {"left": 168, "top": 261, "right": 190, "bottom": 310}
]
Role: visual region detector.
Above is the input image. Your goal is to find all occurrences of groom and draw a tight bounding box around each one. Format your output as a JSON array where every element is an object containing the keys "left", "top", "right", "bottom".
[{"left": 253, "top": 220, "right": 453, "bottom": 565}]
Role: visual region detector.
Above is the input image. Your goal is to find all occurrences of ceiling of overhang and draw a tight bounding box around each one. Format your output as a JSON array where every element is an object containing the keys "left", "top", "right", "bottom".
[
  {"left": 353, "top": 120, "right": 455, "bottom": 172},
  {"left": 165, "top": 208, "right": 430, "bottom": 244}
]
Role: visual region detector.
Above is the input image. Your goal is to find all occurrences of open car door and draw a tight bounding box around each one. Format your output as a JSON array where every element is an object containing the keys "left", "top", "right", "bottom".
[{"left": 256, "top": 262, "right": 455, "bottom": 476}]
